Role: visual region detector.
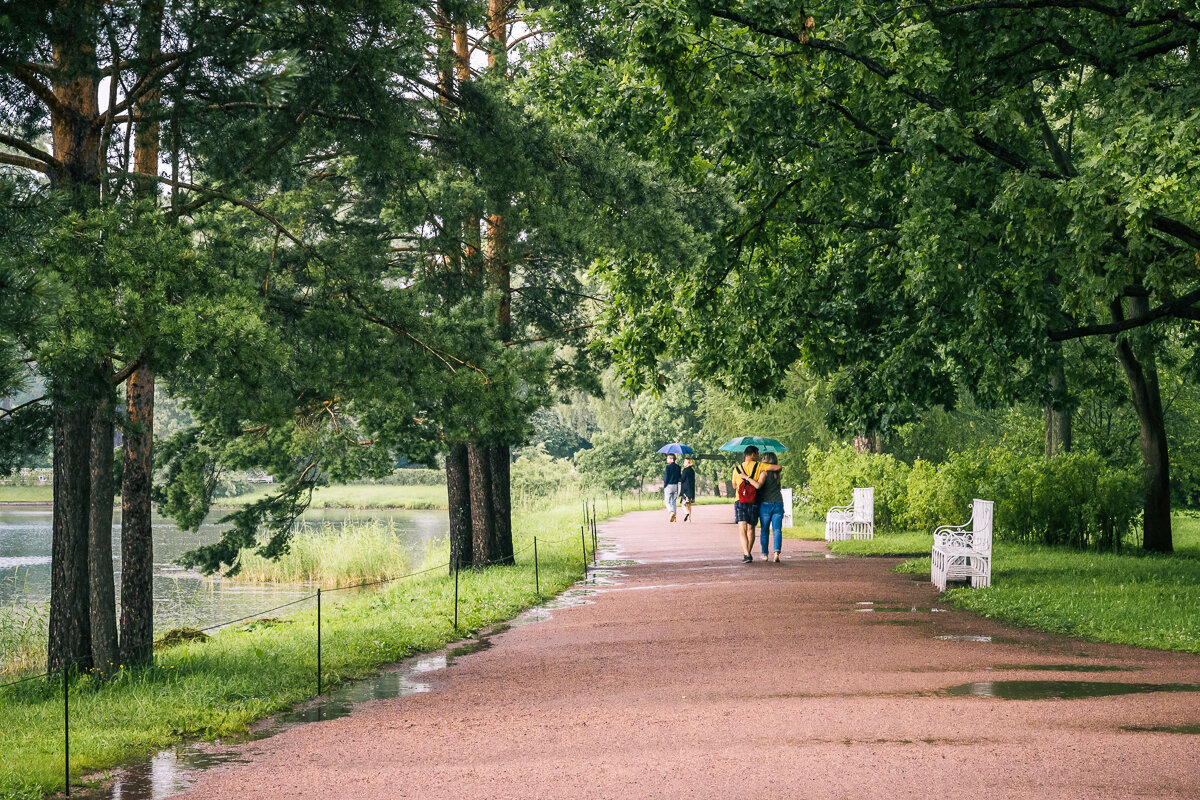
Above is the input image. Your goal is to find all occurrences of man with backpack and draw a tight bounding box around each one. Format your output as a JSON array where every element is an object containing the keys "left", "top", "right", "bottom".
[{"left": 733, "top": 446, "right": 782, "bottom": 562}]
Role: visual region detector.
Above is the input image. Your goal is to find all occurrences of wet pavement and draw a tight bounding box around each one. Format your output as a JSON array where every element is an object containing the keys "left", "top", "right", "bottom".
[{"left": 96, "top": 505, "right": 1200, "bottom": 799}]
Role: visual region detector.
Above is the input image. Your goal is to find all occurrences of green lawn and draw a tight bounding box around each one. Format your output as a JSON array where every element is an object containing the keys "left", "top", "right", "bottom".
[
  {"left": 894, "top": 543, "right": 1200, "bottom": 653},
  {"left": 783, "top": 516, "right": 931, "bottom": 555},
  {"left": 0, "top": 486, "right": 52, "bottom": 503},
  {"left": 0, "top": 501, "right": 601, "bottom": 799}
]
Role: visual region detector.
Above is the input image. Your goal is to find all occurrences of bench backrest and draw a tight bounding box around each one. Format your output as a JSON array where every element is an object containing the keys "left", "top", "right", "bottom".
[
  {"left": 971, "top": 498, "right": 994, "bottom": 552},
  {"left": 853, "top": 487, "right": 874, "bottom": 524}
]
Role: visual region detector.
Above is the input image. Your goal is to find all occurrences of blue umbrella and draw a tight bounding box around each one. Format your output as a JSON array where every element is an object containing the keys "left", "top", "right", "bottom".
[
  {"left": 718, "top": 436, "right": 789, "bottom": 453},
  {"left": 657, "top": 443, "right": 694, "bottom": 455}
]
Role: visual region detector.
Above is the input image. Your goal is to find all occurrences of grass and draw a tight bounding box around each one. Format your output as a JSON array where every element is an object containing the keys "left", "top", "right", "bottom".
[
  {"left": 783, "top": 516, "right": 931, "bottom": 555},
  {"left": 0, "top": 605, "right": 48, "bottom": 681},
  {"left": 221, "top": 484, "right": 450, "bottom": 510},
  {"left": 0, "top": 486, "right": 52, "bottom": 503},
  {"left": 887, "top": 513, "right": 1200, "bottom": 654},
  {"left": 891, "top": 544, "right": 1200, "bottom": 653},
  {"left": 0, "top": 501, "right": 602, "bottom": 800},
  {"left": 230, "top": 520, "right": 416, "bottom": 587}
]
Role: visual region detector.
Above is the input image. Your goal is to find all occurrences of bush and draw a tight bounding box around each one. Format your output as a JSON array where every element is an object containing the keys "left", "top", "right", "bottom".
[
  {"left": 981, "top": 451, "right": 1141, "bottom": 549},
  {"left": 808, "top": 445, "right": 1142, "bottom": 550},
  {"left": 804, "top": 444, "right": 910, "bottom": 529}
]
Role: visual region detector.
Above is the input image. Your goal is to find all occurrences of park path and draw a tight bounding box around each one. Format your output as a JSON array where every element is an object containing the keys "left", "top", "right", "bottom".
[{"left": 173, "top": 504, "right": 1200, "bottom": 800}]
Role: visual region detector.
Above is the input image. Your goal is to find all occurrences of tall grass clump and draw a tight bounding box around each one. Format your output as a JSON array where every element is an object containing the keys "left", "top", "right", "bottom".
[
  {"left": 0, "top": 603, "right": 48, "bottom": 679},
  {"left": 231, "top": 520, "right": 412, "bottom": 586}
]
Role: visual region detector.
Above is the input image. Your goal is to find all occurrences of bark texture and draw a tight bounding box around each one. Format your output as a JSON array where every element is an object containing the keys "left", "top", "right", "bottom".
[
  {"left": 1112, "top": 296, "right": 1172, "bottom": 553},
  {"left": 49, "top": 399, "right": 93, "bottom": 673},
  {"left": 88, "top": 393, "right": 119, "bottom": 676},
  {"left": 120, "top": 363, "right": 156, "bottom": 665},
  {"left": 1044, "top": 347, "right": 1072, "bottom": 457},
  {"left": 467, "top": 442, "right": 496, "bottom": 567},
  {"left": 489, "top": 445, "right": 514, "bottom": 565},
  {"left": 446, "top": 443, "right": 473, "bottom": 571}
]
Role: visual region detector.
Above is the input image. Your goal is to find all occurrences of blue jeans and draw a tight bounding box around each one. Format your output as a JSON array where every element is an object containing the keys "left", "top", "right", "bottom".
[{"left": 759, "top": 502, "right": 784, "bottom": 554}]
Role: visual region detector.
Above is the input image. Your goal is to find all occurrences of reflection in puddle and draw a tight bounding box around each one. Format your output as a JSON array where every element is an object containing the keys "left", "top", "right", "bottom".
[
  {"left": 854, "top": 607, "right": 945, "bottom": 613},
  {"left": 935, "top": 635, "right": 992, "bottom": 643},
  {"left": 987, "top": 664, "right": 1129, "bottom": 673},
  {"left": 1121, "top": 724, "right": 1200, "bottom": 734},
  {"left": 944, "top": 681, "right": 1200, "bottom": 700}
]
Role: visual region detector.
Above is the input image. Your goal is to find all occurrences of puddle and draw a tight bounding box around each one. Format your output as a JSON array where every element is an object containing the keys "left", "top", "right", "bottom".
[
  {"left": 942, "top": 681, "right": 1200, "bottom": 700},
  {"left": 935, "top": 635, "right": 993, "bottom": 643},
  {"left": 987, "top": 664, "right": 1130, "bottom": 673},
  {"left": 1121, "top": 724, "right": 1200, "bottom": 734},
  {"left": 854, "top": 607, "right": 946, "bottom": 613}
]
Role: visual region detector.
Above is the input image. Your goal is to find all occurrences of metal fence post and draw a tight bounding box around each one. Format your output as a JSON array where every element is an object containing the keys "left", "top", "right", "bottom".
[
  {"left": 317, "top": 588, "right": 322, "bottom": 695},
  {"left": 580, "top": 526, "right": 588, "bottom": 577},
  {"left": 453, "top": 557, "right": 459, "bottom": 630},
  {"left": 533, "top": 537, "right": 540, "bottom": 596},
  {"left": 63, "top": 664, "right": 69, "bottom": 797}
]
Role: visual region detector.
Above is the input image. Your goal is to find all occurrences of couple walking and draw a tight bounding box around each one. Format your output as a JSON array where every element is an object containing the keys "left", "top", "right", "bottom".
[
  {"left": 731, "top": 446, "right": 785, "bottom": 563},
  {"left": 662, "top": 453, "right": 696, "bottom": 522}
]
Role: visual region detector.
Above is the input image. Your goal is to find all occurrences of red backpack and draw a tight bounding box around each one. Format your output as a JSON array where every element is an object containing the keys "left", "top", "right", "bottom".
[{"left": 736, "top": 462, "right": 759, "bottom": 503}]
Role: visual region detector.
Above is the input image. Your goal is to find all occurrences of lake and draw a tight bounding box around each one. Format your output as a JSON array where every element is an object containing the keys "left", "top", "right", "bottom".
[{"left": 0, "top": 506, "right": 450, "bottom": 633}]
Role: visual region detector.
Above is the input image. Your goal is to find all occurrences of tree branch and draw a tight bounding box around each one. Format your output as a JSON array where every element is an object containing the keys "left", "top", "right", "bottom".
[
  {"left": 0, "top": 134, "right": 61, "bottom": 171},
  {"left": 0, "top": 396, "right": 48, "bottom": 418},
  {"left": 1049, "top": 285, "right": 1200, "bottom": 341}
]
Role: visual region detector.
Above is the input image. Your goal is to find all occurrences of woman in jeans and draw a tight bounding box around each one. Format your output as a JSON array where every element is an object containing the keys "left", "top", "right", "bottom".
[{"left": 756, "top": 453, "right": 785, "bottom": 562}]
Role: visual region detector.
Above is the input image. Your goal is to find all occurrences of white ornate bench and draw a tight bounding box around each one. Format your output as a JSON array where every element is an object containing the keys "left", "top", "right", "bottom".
[
  {"left": 931, "top": 498, "right": 994, "bottom": 590},
  {"left": 825, "top": 487, "right": 874, "bottom": 541}
]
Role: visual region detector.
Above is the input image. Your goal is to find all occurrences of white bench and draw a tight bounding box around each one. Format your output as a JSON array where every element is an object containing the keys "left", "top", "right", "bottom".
[
  {"left": 931, "top": 498, "right": 994, "bottom": 590},
  {"left": 825, "top": 487, "right": 874, "bottom": 541}
]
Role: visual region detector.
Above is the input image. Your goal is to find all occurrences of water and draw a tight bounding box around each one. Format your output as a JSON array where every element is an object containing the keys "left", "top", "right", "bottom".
[
  {"left": 0, "top": 506, "right": 449, "bottom": 632},
  {"left": 943, "top": 681, "right": 1200, "bottom": 700}
]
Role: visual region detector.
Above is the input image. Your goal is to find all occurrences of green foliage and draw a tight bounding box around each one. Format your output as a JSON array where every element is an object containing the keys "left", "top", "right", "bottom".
[
  {"left": 511, "top": 445, "right": 586, "bottom": 505},
  {"left": 810, "top": 444, "right": 1142, "bottom": 549},
  {"left": 804, "top": 444, "right": 910, "bottom": 529},
  {"left": 528, "top": 0, "right": 1200, "bottom": 453}
]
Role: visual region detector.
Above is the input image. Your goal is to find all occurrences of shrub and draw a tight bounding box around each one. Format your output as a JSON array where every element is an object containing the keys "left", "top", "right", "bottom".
[
  {"left": 981, "top": 451, "right": 1141, "bottom": 549},
  {"left": 804, "top": 444, "right": 910, "bottom": 529},
  {"left": 809, "top": 445, "right": 1142, "bottom": 550}
]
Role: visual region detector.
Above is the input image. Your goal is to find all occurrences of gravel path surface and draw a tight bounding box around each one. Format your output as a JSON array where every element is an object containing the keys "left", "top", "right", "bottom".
[{"left": 171, "top": 504, "right": 1200, "bottom": 800}]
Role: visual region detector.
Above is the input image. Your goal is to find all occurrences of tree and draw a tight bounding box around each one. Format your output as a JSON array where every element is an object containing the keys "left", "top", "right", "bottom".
[
  {"left": 0, "top": 0, "right": 438, "bottom": 669},
  {"left": 529, "top": 0, "right": 1200, "bottom": 552}
]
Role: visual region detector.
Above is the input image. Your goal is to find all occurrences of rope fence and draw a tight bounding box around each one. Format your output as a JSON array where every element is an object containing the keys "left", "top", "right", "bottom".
[{"left": 0, "top": 500, "right": 608, "bottom": 796}]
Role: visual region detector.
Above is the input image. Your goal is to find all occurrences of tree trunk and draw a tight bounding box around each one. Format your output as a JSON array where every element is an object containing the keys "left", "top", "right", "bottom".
[
  {"left": 88, "top": 393, "right": 118, "bottom": 677},
  {"left": 467, "top": 442, "right": 496, "bottom": 566},
  {"left": 49, "top": 398, "right": 93, "bottom": 674},
  {"left": 120, "top": 363, "right": 155, "bottom": 665},
  {"left": 1112, "top": 297, "right": 1172, "bottom": 553},
  {"left": 47, "top": 1, "right": 103, "bottom": 675},
  {"left": 446, "top": 443, "right": 473, "bottom": 571},
  {"left": 489, "top": 445, "right": 514, "bottom": 565},
  {"left": 1044, "top": 345, "right": 1072, "bottom": 457}
]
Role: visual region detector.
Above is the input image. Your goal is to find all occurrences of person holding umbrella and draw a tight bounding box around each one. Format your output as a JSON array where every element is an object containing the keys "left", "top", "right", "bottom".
[
  {"left": 658, "top": 443, "right": 692, "bottom": 522},
  {"left": 722, "top": 437, "right": 787, "bottom": 561}
]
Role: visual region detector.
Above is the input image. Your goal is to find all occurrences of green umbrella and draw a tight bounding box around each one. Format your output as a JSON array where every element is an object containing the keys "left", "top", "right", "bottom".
[{"left": 718, "top": 436, "right": 789, "bottom": 453}]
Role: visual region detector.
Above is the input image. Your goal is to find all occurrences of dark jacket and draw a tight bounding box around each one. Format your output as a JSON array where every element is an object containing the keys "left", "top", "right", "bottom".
[
  {"left": 663, "top": 462, "right": 682, "bottom": 486},
  {"left": 680, "top": 466, "right": 696, "bottom": 498}
]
